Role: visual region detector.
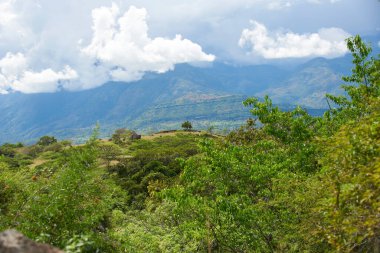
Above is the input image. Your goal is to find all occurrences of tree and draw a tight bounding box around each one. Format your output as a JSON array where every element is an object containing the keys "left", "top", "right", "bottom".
[
  {"left": 37, "top": 136, "right": 57, "bottom": 146},
  {"left": 99, "top": 143, "right": 122, "bottom": 168},
  {"left": 181, "top": 121, "right": 192, "bottom": 131},
  {"left": 315, "top": 103, "right": 380, "bottom": 252},
  {"left": 3, "top": 140, "right": 123, "bottom": 251},
  {"left": 312, "top": 36, "right": 380, "bottom": 252},
  {"left": 111, "top": 128, "right": 133, "bottom": 145},
  {"left": 325, "top": 35, "right": 380, "bottom": 126},
  {"left": 162, "top": 35, "right": 379, "bottom": 252},
  {"left": 0, "top": 143, "right": 17, "bottom": 158}
]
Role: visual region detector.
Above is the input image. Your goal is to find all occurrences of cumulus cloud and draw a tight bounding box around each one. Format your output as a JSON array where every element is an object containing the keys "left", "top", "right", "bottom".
[
  {"left": 0, "top": 52, "right": 27, "bottom": 77},
  {"left": 0, "top": 52, "right": 78, "bottom": 94},
  {"left": 0, "top": 3, "right": 214, "bottom": 94},
  {"left": 82, "top": 4, "right": 215, "bottom": 82},
  {"left": 239, "top": 21, "right": 351, "bottom": 59},
  {"left": 11, "top": 66, "right": 78, "bottom": 94}
]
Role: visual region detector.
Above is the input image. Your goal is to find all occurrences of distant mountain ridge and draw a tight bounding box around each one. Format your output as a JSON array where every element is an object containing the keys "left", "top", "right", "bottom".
[{"left": 0, "top": 56, "right": 353, "bottom": 143}]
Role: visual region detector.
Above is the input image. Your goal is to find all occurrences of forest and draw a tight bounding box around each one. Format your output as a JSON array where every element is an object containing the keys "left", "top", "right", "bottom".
[{"left": 0, "top": 35, "right": 379, "bottom": 252}]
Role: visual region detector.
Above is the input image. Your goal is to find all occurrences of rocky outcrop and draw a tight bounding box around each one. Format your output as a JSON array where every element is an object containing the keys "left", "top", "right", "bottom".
[{"left": 0, "top": 230, "right": 64, "bottom": 253}]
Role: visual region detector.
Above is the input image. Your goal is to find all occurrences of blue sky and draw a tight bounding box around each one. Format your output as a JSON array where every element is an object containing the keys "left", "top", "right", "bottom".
[{"left": 0, "top": 0, "right": 379, "bottom": 93}]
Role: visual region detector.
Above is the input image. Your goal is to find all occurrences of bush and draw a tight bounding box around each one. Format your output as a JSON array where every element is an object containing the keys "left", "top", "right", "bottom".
[{"left": 37, "top": 136, "right": 57, "bottom": 146}]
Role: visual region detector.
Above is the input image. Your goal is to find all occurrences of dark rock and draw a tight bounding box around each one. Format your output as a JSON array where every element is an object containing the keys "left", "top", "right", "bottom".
[
  {"left": 130, "top": 131, "right": 141, "bottom": 140},
  {"left": 0, "top": 230, "right": 64, "bottom": 253}
]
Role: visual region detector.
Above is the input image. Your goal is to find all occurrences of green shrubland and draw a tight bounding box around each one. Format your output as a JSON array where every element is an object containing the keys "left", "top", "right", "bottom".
[{"left": 0, "top": 36, "right": 379, "bottom": 252}]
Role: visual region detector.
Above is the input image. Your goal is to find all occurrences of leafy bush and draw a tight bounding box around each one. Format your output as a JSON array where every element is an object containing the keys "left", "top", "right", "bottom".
[{"left": 37, "top": 136, "right": 58, "bottom": 146}]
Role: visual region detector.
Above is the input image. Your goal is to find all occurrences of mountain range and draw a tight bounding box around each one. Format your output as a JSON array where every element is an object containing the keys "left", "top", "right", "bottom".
[{"left": 0, "top": 54, "right": 357, "bottom": 144}]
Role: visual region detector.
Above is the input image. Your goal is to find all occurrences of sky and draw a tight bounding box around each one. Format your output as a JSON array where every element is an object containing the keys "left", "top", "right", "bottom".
[{"left": 0, "top": 0, "right": 379, "bottom": 94}]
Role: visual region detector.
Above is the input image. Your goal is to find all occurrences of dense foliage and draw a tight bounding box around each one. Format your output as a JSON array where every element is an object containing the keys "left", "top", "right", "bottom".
[{"left": 0, "top": 36, "right": 379, "bottom": 252}]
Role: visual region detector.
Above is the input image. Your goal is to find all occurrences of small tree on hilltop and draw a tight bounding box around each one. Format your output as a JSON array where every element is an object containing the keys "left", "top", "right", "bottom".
[
  {"left": 181, "top": 121, "right": 192, "bottom": 131},
  {"left": 37, "top": 136, "right": 57, "bottom": 146}
]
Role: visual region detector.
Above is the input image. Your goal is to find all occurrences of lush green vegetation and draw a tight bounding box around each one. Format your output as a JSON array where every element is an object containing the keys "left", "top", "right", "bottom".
[{"left": 0, "top": 36, "right": 379, "bottom": 252}]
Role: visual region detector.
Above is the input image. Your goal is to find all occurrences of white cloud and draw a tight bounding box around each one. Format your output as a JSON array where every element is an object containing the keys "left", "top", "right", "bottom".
[
  {"left": 0, "top": 73, "right": 9, "bottom": 94},
  {"left": 378, "top": 41, "right": 380, "bottom": 48},
  {"left": 82, "top": 5, "right": 215, "bottom": 82},
  {"left": 0, "top": 52, "right": 27, "bottom": 77},
  {"left": 0, "top": 3, "right": 214, "bottom": 93},
  {"left": 0, "top": 0, "right": 33, "bottom": 52},
  {"left": 11, "top": 66, "right": 78, "bottom": 93},
  {"left": 0, "top": 52, "right": 78, "bottom": 94},
  {"left": 239, "top": 21, "right": 351, "bottom": 59},
  {"left": 0, "top": 0, "right": 16, "bottom": 26}
]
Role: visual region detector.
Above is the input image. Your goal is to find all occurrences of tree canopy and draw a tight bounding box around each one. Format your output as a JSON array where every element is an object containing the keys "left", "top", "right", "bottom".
[{"left": 181, "top": 121, "right": 193, "bottom": 131}]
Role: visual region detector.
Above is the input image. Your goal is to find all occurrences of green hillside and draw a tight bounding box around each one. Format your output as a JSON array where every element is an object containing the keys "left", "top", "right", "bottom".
[{"left": 0, "top": 36, "right": 379, "bottom": 252}]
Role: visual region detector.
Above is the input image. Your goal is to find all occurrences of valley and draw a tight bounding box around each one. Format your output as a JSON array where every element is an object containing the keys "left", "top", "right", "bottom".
[{"left": 0, "top": 57, "right": 349, "bottom": 144}]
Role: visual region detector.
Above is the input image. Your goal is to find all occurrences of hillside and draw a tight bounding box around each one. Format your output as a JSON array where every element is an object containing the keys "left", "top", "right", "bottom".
[
  {"left": 0, "top": 57, "right": 351, "bottom": 144},
  {"left": 1, "top": 52, "right": 378, "bottom": 251},
  {"left": 1, "top": 36, "right": 379, "bottom": 251}
]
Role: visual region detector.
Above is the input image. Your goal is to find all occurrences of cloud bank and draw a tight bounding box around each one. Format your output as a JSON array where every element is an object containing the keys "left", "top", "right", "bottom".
[
  {"left": 239, "top": 21, "right": 351, "bottom": 59},
  {"left": 0, "top": 3, "right": 214, "bottom": 94}
]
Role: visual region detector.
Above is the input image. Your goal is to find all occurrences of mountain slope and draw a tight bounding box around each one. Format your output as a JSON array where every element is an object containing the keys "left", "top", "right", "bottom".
[
  {"left": 257, "top": 56, "right": 351, "bottom": 108},
  {"left": 0, "top": 56, "right": 351, "bottom": 143}
]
